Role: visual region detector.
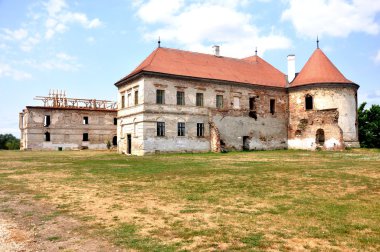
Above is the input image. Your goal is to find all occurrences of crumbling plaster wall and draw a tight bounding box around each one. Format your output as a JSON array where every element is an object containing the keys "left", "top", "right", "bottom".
[
  {"left": 116, "top": 75, "right": 288, "bottom": 155},
  {"left": 20, "top": 107, "right": 116, "bottom": 150},
  {"left": 288, "top": 84, "right": 358, "bottom": 150}
]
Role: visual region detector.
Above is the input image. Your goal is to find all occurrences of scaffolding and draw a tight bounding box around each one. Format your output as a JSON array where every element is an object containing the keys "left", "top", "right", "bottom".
[{"left": 34, "top": 90, "right": 117, "bottom": 110}]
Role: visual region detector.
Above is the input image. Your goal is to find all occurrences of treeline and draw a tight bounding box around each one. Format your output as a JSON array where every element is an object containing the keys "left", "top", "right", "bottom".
[
  {"left": 358, "top": 102, "right": 380, "bottom": 148},
  {"left": 0, "top": 134, "right": 20, "bottom": 150}
]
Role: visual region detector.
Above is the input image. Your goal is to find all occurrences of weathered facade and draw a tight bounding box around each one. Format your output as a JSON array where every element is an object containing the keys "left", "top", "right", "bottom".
[
  {"left": 116, "top": 46, "right": 359, "bottom": 155},
  {"left": 19, "top": 94, "right": 117, "bottom": 150}
]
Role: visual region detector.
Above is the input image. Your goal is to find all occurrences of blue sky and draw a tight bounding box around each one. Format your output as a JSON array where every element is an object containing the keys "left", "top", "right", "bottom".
[{"left": 1, "top": 0, "right": 380, "bottom": 137}]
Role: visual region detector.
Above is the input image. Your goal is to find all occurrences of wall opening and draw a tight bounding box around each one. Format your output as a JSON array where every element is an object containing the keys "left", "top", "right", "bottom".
[
  {"left": 112, "top": 136, "right": 117, "bottom": 146},
  {"left": 44, "top": 115, "right": 50, "bottom": 127},
  {"left": 83, "top": 116, "right": 89, "bottom": 125},
  {"left": 83, "top": 133, "right": 89, "bottom": 141},
  {"left": 305, "top": 95, "right": 313, "bottom": 110},
  {"left": 127, "top": 134, "right": 132, "bottom": 154},
  {"left": 114, "top": 118, "right": 117, "bottom": 125},
  {"left": 270, "top": 99, "right": 275, "bottom": 115},
  {"left": 243, "top": 136, "right": 250, "bottom": 150},
  {"left": 44, "top": 132, "right": 50, "bottom": 142},
  {"left": 316, "top": 129, "right": 325, "bottom": 145}
]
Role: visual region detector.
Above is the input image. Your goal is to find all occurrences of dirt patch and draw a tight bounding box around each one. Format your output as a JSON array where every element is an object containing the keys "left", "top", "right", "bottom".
[{"left": 0, "top": 191, "right": 125, "bottom": 252}]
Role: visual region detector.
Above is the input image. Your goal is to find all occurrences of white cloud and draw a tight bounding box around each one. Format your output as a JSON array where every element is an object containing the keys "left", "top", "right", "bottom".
[
  {"left": 86, "top": 36, "right": 95, "bottom": 43},
  {"left": 44, "top": 0, "right": 103, "bottom": 39},
  {"left": 22, "top": 52, "right": 81, "bottom": 72},
  {"left": 0, "top": 62, "right": 32, "bottom": 80},
  {"left": 282, "top": 0, "right": 380, "bottom": 38},
  {"left": 374, "top": 49, "right": 380, "bottom": 64},
  {"left": 134, "top": 0, "right": 291, "bottom": 57},
  {"left": 2, "top": 28, "right": 28, "bottom": 41}
]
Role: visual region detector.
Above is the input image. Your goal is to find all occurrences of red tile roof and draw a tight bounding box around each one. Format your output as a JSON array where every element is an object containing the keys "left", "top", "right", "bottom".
[
  {"left": 291, "top": 49, "right": 353, "bottom": 87},
  {"left": 116, "top": 47, "right": 286, "bottom": 88}
]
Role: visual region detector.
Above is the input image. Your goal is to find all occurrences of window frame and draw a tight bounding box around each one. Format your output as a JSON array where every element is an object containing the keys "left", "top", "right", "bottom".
[
  {"left": 216, "top": 95, "right": 223, "bottom": 109},
  {"left": 134, "top": 90, "right": 139, "bottom": 105},
  {"left": 196, "top": 93, "right": 204, "bottom": 107},
  {"left": 121, "top": 95, "right": 125, "bottom": 108},
  {"left": 156, "top": 89, "right": 165, "bottom": 104},
  {"left": 177, "top": 91, "right": 185, "bottom": 105},
  {"left": 157, "top": 122, "right": 165, "bottom": 137},
  {"left": 197, "top": 123, "right": 204, "bottom": 137},
  {"left": 177, "top": 122, "right": 185, "bottom": 136}
]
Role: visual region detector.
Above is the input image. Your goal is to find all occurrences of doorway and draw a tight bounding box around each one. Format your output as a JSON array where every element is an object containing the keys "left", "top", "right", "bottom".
[
  {"left": 127, "top": 134, "right": 132, "bottom": 154},
  {"left": 243, "top": 136, "right": 250, "bottom": 150},
  {"left": 316, "top": 129, "right": 325, "bottom": 146}
]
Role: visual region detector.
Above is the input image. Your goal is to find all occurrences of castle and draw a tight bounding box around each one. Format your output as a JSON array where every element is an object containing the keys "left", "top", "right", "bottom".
[
  {"left": 20, "top": 43, "right": 359, "bottom": 154},
  {"left": 115, "top": 44, "right": 359, "bottom": 155}
]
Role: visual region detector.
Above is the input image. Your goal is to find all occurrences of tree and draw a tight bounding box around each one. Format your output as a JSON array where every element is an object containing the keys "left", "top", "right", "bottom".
[
  {"left": 0, "top": 134, "right": 20, "bottom": 150},
  {"left": 358, "top": 102, "right": 380, "bottom": 148}
]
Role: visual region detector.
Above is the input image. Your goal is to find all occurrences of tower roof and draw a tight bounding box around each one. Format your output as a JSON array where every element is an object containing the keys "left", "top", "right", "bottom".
[
  {"left": 291, "top": 48, "right": 354, "bottom": 87},
  {"left": 115, "top": 47, "right": 286, "bottom": 88}
]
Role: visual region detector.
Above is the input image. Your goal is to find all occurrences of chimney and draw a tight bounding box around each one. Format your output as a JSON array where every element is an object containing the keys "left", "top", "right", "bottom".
[
  {"left": 213, "top": 45, "right": 220, "bottom": 56},
  {"left": 287, "top": 54, "right": 295, "bottom": 83}
]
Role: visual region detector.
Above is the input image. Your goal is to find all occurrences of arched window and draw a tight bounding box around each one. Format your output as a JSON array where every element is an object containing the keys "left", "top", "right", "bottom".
[
  {"left": 316, "top": 129, "right": 325, "bottom": 145},
  {"left": 44, "top": 132, "right": 50, "bottom": 142},
  {"left": 305, "top": 95, "right": 313, "bottom": 110}
]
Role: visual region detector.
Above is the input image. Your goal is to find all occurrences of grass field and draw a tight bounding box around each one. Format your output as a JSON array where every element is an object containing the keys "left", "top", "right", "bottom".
[{"left": 0, "top": 149, "right": 379, "bottom": 251}]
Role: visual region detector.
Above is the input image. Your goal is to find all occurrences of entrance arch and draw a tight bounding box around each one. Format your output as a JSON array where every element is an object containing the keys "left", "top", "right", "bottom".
[{"left": 316, "top": 129, "right": 325, "bottom": 145}]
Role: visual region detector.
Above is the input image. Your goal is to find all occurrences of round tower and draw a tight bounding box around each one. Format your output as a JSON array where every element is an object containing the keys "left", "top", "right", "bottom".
[{"left": 288, "top": 48, "right": 359, "bottom": 150}]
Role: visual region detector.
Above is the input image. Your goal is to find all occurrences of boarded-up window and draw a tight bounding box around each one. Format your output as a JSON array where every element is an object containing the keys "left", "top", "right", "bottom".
[
  {"left": 233, "top": 97, "right": 240, "bottom": 109},
  {"left": 216, "top": 95, "right": 223, "bottom": 109}
]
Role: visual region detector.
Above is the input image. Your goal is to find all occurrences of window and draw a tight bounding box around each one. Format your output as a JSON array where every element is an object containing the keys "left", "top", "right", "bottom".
[
  {"left": 83, "top": 133, "right": 89, "bottom": 141},
  {"left": 216, "top": 95, "right": 223, "bottom": 109},
  {"left": 114, "top": 118, "right": 117, "bottom": 125},
  {"left": 305, "top": 95, "right": 313, "bottom": 110},
  {"left": 121, "top": 95, "right": 125, "bottom": 108},
  {"left": 134, "top": 90, "right": 139, "bottom": 105},
  {"left": 197, "top": 123, "right": 204, "bottom": 137},
  {"left": 178, "top": 122, "right": 185, "bottom": 136},
  {"left": 233, "top": 97, "right": 240, "bottom": 109},
  {"left": 177, "top": 91, "right": 185, "bottom": 105},
  {"left": 128, "top": 93, "right": 131, "bottom": 107},
  {"left": 156, "top": 90, "right": 165, "bottom": 104},
  {"left": 44, "top": 132, "right": 50, "bottom": 141},
  {"left": 112, "top": 136, "right": 117, "bottom": 146},
  {"left": 83, "top": 116, "right": 89, "bottom": 125},
  {"left": 270, "top": 99, "right": 275, "bottom": 115},
  {"left": 44, "top": 115, "right": 50, "bottom": 127},
  {"left": 249, "top": 97, "right": 256, "bottom": 111},
  {"left": 157, "top": 122, "right": 165, "bottom": 136},
  {"left": 196, "top": 93, "right": 204, "bottom": 106}
]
